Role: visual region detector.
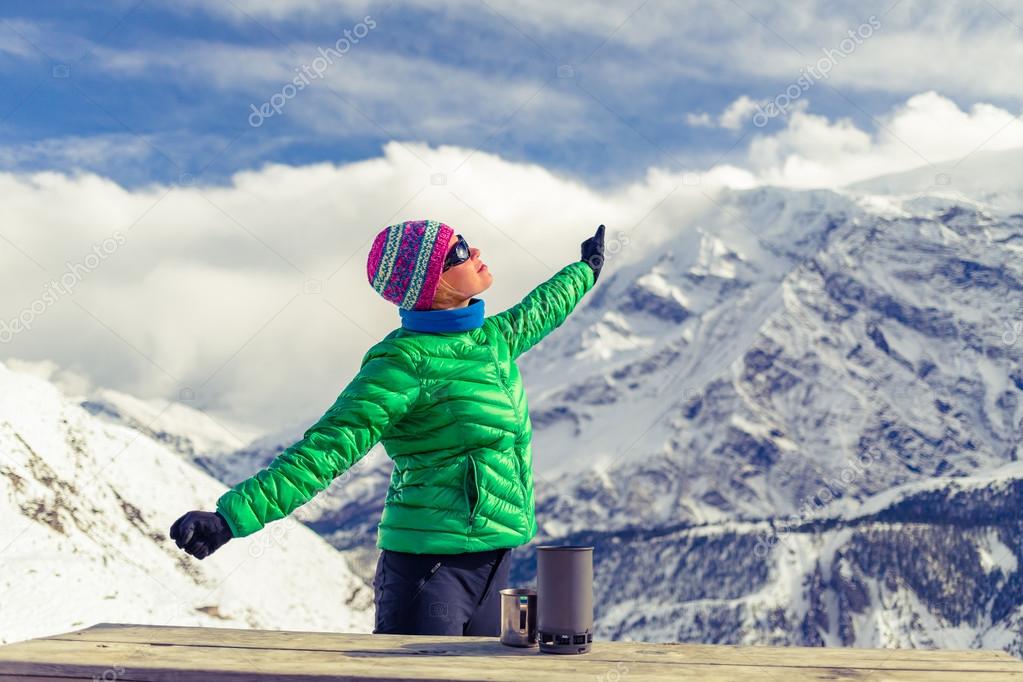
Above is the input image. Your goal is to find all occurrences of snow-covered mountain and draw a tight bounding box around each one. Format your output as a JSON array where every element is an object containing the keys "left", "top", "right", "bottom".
[
  {"left": 525, "top": 188, "right": 1021, "bottom": 535},
  {"left": 80, "top": 386, "right": 257, "bottom": 466},
  {"left": 0, "top": 360, "right": 374, "bottom": 645},
  {"left": 506, "top": 150, "right": 1023, "bottom": 653}
]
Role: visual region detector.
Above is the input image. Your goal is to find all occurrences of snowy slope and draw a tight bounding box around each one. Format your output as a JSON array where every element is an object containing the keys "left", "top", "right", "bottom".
[
  {"left": 505, "top": 466, "right": 1023, "bottom": 654},
  {"left": 845, "top": 145, "right": 1023, "bottom": 216},
  {"left": 0, "top": 360, "right": 374, "bottom": 645},
  {"left": 80, "top": 387, "right": 259, "bottom": 469}
]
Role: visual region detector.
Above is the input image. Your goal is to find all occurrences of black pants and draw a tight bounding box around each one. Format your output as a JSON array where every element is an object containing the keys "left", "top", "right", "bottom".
[{"left": 372, "top": 546, "right": 512, "bottom": 635}]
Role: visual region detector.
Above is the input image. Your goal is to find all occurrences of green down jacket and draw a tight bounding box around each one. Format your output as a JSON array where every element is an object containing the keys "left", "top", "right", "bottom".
[{"left": 216, "top": 260, "right": 596, "bottom": 553}]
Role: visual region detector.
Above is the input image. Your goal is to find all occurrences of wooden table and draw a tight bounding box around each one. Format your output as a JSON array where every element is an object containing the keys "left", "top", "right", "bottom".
[{"left": 1, "top": 623, "right": 1021, "bottom": 680}]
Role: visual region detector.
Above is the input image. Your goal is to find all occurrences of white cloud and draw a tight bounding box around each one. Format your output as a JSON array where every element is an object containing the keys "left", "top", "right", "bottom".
[
  {"left": 80, "top": 37, "right": 589, "bottom": 144},
  {"left": 0, "top": 18, "right": 94, "bottom": 62},
  {"left": 168, "top": 1, "right": 1023, "bottom": 102},
  {"left": 0, "top": 140, "right": 712, "bottom": 432},
  {"left": 686, "top": 112, "right": 713, "bottom": 127},
  {"left": 688, "top": 95, "right": 770, "bottom": 130},
  {"left": 719, "top": 96, "right": 764, "bottom": 131},
  {"left": 0, "top": 31, "right": 40, "bottom": 60},
  {"left": 4, "top": 357, "right": 93, "bottom": 398},
  {"left": 173, "top": 0, "right": 376, "bottom": 23},
  {"left": 741, "top": 91, "right": 1023, "bottom": 188},
  {"left": 2, "top": 89, "right": 1020, "bottom": 435},
  {"left": 483, "top": 1, "right": 1023, "bottom": 103},
  {"left": 0, "top": 134, "right": 154, "bottom": 169}
]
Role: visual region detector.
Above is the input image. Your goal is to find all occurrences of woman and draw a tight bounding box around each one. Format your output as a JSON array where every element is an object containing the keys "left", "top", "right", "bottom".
[{"left": 170, "top": 219, "right": 605, "bottom": 636}]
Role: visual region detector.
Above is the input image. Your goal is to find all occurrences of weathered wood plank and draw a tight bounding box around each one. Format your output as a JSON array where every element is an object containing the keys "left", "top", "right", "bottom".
[
  {"left": 2, "top": 639, "right": 1023, "bottom": 681},
  {"left": 43, "top": 623, "right": 1022, "bottom": 669}
]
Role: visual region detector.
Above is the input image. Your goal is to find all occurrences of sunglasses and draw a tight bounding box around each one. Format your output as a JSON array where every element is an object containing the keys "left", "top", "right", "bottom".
[{"left": 442, "top": 234, "right": 472, "bottom": 271}]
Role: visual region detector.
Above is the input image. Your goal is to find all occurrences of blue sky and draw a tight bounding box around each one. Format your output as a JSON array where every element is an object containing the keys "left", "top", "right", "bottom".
[
  {"left": 4, "top": 0, "right": 1020, "bottom": 191},
  {"left": 1, "top": 0, "right": 1023, "bottom": 438}
]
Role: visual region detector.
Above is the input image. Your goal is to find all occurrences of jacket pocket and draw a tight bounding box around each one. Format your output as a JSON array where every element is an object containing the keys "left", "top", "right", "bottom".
[
  {"left": 514, "top": 453, "right": 528, "bottom": 498},
  {"left": 384, "top": 467, "right": 403, "bottom": 504},
  {"left": 514, "top": 454, "right": 529, "bottom": 524},
  {"left": 465, "top": 455, "right": 480, "bottom": 525}
]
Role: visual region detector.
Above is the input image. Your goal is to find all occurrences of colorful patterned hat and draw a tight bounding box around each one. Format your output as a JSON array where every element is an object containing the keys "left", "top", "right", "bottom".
[{"left": 366, "top": 219, "right": 455, "bottom": 310}]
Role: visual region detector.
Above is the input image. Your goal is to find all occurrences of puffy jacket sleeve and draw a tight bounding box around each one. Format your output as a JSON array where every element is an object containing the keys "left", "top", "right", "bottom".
[
  {"left": 215, "top": 347, "right": 420, "bottom": 538},
  {"left": 485, "top": 260, "right": 595, "bottom": 361}
]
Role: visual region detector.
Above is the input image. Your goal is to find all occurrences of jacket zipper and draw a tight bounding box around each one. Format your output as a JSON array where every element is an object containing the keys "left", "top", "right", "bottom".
[
  {"left": 466, "top": 455, "right": 480, "bottom": 527},
  {"left": 490, "top": 346, "right": 529, "bottom": 519}
]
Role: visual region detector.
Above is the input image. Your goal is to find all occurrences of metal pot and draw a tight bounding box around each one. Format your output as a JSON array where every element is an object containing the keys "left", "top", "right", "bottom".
[{"left": 536, "top": 545, "right": 593, "bottom": 654}]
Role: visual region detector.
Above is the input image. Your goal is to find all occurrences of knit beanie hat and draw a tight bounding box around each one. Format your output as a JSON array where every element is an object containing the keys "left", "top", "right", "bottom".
[{"left": 366, "top": 219, "right": 456, "bottom": 310}]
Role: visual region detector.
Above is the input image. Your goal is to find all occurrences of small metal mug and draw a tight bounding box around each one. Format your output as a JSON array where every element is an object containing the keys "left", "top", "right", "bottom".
[{"left": 499, "top": 588, "right": 537, "bottom": 647}]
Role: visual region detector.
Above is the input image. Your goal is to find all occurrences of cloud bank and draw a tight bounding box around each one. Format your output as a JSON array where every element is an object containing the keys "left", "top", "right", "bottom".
[{"left": 1, "top": 83, "right": 1020, "bottom": 435}]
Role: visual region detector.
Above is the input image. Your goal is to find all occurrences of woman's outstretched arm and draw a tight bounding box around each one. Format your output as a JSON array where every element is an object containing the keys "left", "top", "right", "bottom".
[
  {"left": 485, "top": 225, "right": 604, "bottom": 360},
  {"left": 215, "top": 346, "right": 421, "bottom": 538}
]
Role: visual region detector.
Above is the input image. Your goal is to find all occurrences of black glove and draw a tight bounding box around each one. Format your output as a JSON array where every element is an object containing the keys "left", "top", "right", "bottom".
[
  {"left": 170, "top": 510, "right": 234, "bottom": 559},
  {"left": 580, "top": 224, "right": 605, "bottom": 284}
]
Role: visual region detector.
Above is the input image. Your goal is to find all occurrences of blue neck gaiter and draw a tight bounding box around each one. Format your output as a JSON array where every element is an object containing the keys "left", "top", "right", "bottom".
[{"left": 399, "top": 298, "right": 485, "bottom": 332}]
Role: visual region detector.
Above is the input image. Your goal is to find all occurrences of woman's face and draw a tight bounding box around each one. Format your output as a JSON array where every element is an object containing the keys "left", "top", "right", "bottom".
[{"left": 435, "top": 232, "right": 493, "bottom": 305}]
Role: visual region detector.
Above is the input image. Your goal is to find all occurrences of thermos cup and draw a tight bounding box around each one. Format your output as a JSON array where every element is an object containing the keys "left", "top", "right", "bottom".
[
  {"left": 499, "top": 588, "right": 537, "bottom": 647},
  {"left": 536, "top": 545, "right": 593, "bottom": 654}
]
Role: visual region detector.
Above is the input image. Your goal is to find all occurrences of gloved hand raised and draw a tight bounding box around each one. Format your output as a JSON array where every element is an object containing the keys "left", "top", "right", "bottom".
[
  {"left": 580, "top": 224, "right": 605, "bottom": 283},
  {"left": 169, "top": 510, "right": 234, "bottom": 559}
]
